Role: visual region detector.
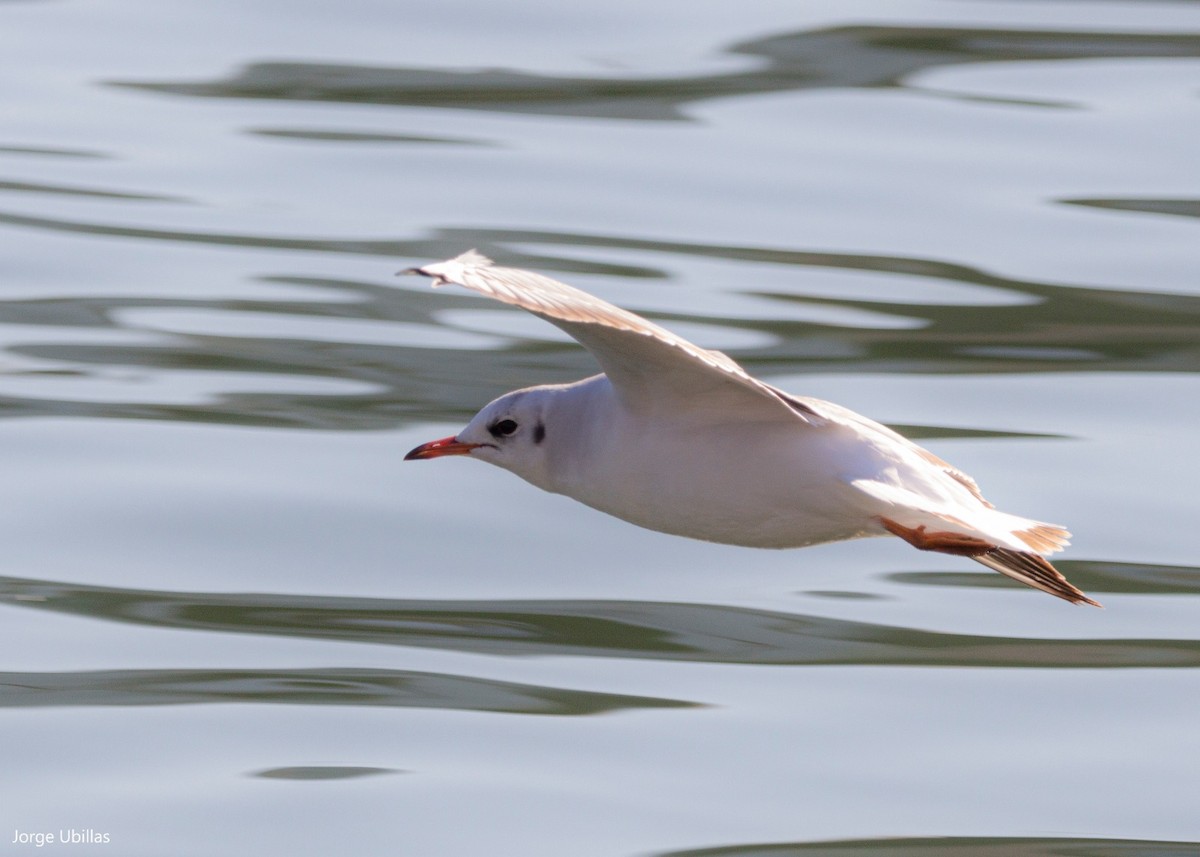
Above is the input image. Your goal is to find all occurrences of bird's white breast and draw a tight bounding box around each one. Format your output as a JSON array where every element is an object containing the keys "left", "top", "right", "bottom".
[{"left": 541, "top": 381, "right": 883, "bottom": 549}]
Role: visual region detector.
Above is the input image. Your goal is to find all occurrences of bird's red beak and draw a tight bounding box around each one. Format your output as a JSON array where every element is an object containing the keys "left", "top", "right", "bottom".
[{"left": 404, "top": 435, "right": 483, "bottom": 461}]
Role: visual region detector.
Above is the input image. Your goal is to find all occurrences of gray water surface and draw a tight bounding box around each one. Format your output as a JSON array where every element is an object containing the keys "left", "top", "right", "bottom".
[{"left": 2, "top": 1, "right": 1199, "bottom": 855}]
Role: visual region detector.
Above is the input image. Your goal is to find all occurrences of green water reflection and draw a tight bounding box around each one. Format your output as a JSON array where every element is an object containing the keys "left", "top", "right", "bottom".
[
  {"left": 659, "top": 835, "right": 1200, "bottom": 857},
  {"left": 113, "top": 26, "right": 1200, "bottom": 121},
  {"left": 0, "top": 229, "right": 1193, "bottom": 429},
  {"left": 2, "top": 569, "right": 1197, "bottom": 669},
  {"left": 0, "top": 664, "right": 686, "bottom": 714}
]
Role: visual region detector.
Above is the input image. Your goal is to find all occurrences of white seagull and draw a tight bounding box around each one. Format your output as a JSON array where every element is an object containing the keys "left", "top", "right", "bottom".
[{"left": 403, "top": 251, "right": 1098, "bottom": 607}]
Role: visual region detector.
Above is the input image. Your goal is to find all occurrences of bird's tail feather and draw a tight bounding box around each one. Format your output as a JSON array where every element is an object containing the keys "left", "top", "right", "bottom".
[{"left": 973, "top": 549, "right": 1101, "bottom": 607}]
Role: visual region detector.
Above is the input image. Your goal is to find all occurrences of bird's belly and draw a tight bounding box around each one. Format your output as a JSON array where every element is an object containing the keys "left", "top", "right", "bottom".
[
  {"left": 561, "top": 423, "right": 878, "bottom": 549},
  {"left": 603, "top": 495, "right": 874, "bottom": 549}
]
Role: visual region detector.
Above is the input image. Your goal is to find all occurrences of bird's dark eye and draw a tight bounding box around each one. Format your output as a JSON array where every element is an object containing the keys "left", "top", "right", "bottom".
[{"left": 489, "top": 419, "right": 518, "bottom": 438}]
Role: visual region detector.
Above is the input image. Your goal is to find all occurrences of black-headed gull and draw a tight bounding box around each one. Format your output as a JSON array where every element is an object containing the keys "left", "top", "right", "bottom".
[{"left": 403, "top": 251, "right": 1097, "bottom": 607}]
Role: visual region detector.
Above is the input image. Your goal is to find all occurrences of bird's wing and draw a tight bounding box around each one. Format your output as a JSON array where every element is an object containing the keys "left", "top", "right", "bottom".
[
  {"left": 405, "top": 250, "right": 825, "bottom": 424},
  {"left": 803, "top": 397, "right": 995, "bottom": 507}
]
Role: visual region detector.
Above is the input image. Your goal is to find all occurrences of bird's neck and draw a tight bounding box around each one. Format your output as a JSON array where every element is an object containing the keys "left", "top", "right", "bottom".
[{"left": 534, "top": 375, "right": 620, "bottom": 495}]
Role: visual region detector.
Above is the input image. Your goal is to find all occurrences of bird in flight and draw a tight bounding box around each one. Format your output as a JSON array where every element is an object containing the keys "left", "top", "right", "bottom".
[{"left": 403, "top": 251, "right": 1098, "bottom": 607}]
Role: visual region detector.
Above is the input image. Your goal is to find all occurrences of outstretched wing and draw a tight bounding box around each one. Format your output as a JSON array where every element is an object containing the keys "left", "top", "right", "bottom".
[
  {"left": 405, "top": 251, "right": 1087, "bottom": 602},
  {"left": 405, "top": 250, "right": 824, "bottom": 424}
]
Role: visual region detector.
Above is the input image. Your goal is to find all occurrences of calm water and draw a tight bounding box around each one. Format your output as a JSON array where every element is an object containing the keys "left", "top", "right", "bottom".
[{"left": 2, "top": 1, "right": 1199, "bottom": 855}]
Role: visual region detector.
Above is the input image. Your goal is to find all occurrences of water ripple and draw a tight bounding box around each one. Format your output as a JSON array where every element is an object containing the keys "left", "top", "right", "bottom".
[
  {"left": 0, "top": 666, "right": 688, "bottom": 714},
  {"left": 0, "top": 227, "right": 1193, "bottom": 430},
  {"left": 111, "top": 26, "right": 1200, "bottom": 121},
  {"left": 657, "top": 835, "right": 1200, "bottom": 857},
  {"left": 2, "top": 574, "right": 1196, "bottom": 669}
]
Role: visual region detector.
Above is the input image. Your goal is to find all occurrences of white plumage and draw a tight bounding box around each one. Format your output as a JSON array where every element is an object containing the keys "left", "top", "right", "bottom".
[{"left": 404, "top": 251, "right": 1096, "bottom": 607}]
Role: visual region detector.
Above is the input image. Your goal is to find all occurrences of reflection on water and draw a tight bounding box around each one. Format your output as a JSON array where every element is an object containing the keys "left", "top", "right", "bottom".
[
  {"left": 659, "top": 836, "right": 1200, "bottom": 857},
  {"left": 247, "top": 128, "right": 490, "bottom": 147},
  {"left": 891, "top": 560, "right": 1200, "bottom": 597},
  {"left": 0, "top": 665, "right": 688, "bottom": 714},
  {"left": 0, "top": 144, "right": 107, "bottom": 159},
  {"left": 3, "top": 572, "right": 1197, "bottom": 669},
  {"left": 0, "top": 179, "right": 183, "bottom": 202},
  {"left": 252, "top": 766, "right": 401, "bottom": 780},
  {"left": 113, "top": 26, "right": 1200, "bottom": 121},
  {"left": 0, "top": 229, "right": 1195, "bottom": 429},
  {"left": 1064, "top": 198, "right": 1200, "bottom": 221},
  {"left": 4, "top": 3, "right": 1199, "bottom": 853}
]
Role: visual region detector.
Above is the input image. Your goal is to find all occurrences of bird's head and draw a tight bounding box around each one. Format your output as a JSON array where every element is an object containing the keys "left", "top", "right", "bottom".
[{"left": 405, "top": 387, "right": 558, "bottom": 488}]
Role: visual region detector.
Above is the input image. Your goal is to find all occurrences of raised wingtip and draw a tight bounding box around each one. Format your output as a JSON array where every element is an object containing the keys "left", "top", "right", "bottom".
[{"left": 397, "top": 249, "right": 494, "bottom": 282}]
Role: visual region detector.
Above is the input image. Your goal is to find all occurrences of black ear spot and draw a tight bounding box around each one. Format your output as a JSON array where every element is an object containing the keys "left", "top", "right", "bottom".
[
  {"left": 489, "top": 418, "right": 518, "bottom": 438},
  {"left": 533, "top": 422, "right": 546, "bottom": 444}
]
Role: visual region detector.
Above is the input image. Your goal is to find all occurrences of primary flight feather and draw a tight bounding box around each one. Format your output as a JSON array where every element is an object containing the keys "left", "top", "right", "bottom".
[{"left": 403, "top": 250, "right": 1097, "bottom": 607}]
